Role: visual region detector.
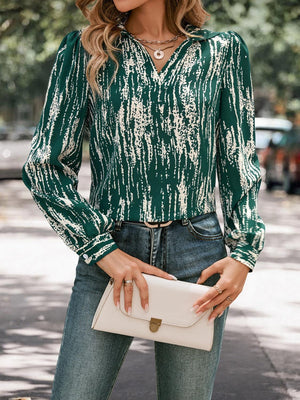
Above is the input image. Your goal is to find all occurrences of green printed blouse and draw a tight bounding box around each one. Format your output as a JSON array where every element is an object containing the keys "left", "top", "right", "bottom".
[{"left": 22, "top": 23, "right": 265, "bottom": 271}]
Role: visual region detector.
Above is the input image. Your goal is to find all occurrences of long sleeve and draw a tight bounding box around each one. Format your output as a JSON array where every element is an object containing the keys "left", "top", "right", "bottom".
[
  {"left": 22, "top": 30, "right": 119, "bottom": 265},
  {"left": 216, "top": 31, "right": 265, "bottom": 271}
]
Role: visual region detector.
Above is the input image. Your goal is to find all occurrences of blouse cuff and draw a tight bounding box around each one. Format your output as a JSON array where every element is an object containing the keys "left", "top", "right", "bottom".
[
  {"left": 76, "top": 231, "right": 119, "bottom": 266},
  {"left": 229, "top": 242, "right": 260, "bottom": 272}
]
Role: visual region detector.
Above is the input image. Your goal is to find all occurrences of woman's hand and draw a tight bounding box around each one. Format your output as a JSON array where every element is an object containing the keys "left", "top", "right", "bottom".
[
  {"left": 192, "top": 256, "right": 250, "bottom": 321},
  {"left": 96, "top": 248, "right": 177, "bottom": 314}
]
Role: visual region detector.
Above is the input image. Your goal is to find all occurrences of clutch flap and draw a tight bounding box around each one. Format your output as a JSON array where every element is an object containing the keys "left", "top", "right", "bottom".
[{"left": 119, "top": 273, "right": 212, "bottom": 328}]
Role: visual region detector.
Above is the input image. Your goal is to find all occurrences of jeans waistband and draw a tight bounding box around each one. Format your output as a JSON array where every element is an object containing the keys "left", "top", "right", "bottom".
[{"left": 112, "top": 211, "right": 217, "bottom": 230}]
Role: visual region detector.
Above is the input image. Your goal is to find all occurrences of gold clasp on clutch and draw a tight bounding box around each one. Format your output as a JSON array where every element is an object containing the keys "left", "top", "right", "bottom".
[{"left": 149, "top": 317, "right": 162, "bottom": 332}]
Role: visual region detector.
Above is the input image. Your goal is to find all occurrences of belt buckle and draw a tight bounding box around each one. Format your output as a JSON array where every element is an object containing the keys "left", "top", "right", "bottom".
[{"left": 144, "top": 220, "right": 173, "bottom": 228}]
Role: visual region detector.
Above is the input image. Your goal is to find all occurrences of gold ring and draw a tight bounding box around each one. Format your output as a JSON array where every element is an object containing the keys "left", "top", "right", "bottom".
[
  {"left": 226, "top": 296, "right": 233, "bottom": 302},
  {"left": 123, "top": 279, "right": 133, "bottom": 286},
  {"left": 213, "top": 284, "right": 223, "bottom": 295}
]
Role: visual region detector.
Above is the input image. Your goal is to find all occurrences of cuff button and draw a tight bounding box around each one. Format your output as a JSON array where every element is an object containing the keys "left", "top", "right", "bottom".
[{"left": 83, "top": 254, "right": 88, "bottom": 260}]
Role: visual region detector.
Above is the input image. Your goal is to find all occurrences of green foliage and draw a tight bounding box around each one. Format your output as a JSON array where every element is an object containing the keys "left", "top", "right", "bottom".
[
  {"left": 0, "top": 0, "right": 299, "bottom": 114},
  {"left": 0, "top": 1, "right": 87, "bottom": 106},
  {"left": 204, "top": 0, "right": 300, "bottom": 111}
]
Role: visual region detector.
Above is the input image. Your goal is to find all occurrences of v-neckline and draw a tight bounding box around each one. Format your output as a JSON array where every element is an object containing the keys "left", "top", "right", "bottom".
[{"left": 120, "top": 26, "right": 194, "bottom": 82}]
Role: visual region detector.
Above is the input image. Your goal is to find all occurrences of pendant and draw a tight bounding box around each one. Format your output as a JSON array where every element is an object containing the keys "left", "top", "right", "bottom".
[{"left": 154, "top": 49, "right": 164, "bottom": 60}]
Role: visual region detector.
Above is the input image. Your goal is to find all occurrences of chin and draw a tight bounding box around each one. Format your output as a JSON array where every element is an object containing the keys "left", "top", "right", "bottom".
[{"left": 113, "top": 0, "right": 148, "bottom": 13}]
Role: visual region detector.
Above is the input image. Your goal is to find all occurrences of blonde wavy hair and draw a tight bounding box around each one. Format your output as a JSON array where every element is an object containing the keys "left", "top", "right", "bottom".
[{"left": 75, "top": 0, "right": 210, "bottom": 99}]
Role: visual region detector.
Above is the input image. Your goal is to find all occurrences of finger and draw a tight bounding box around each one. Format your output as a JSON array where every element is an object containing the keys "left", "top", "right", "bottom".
[
  {"left": 141, "top": 262, "right": 177, "bottom": 281},
  {"left": 197, "top": 263, "right": 219, "bottom": 284},
  {"left": 192, "top": 283, "right": 224, "bottom": 309},
  {"left": 195, "top": 290, "right": 236, "bottom": 314},
  {"left": 208, "top": 300, "right": 232, "bottom": 321},
  {"left": 113, "top": 277, "right": 123, "bottom": 308},
  {"left": 134, "top": 273, "right": 149, "bottom": 311},
  {"left": 123, "top": 277, "right": 134, "bottom": 314}
]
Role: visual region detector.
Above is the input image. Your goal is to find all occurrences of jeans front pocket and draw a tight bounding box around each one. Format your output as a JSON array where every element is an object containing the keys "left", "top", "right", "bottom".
[{"left": 187, "top": 212, "right": 224, "bottom": 241}]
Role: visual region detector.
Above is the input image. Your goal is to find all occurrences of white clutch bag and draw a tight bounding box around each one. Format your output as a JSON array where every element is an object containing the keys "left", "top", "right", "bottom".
[{"left": 91, "top": 273, "right": 214, "bottom": 351}]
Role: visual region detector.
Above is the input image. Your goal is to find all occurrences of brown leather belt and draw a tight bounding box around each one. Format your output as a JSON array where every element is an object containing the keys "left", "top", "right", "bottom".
[
  {"left": 143, "top": 220, "right": 173, "bottom": 228},
  {"left": 116, "top": 217, "right": 190, "bottom": 230},
  {"left": 120, "top": 219, "right": 177, "bottom": 228}
]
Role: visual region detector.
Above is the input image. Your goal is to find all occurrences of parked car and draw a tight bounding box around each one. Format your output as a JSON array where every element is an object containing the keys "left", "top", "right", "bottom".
[
  {"left": 262, "top": 126, "right": 300, "bottom": 194},
  {"left": 0, "top": 124, "right": 35, "bottom": 179},
  {"left": 254, "top": 117, "right": 293, "bottom": 188},
  {"left": 255, "top": 117, "right": 293, "bottom": 165},
  {"left": 0, "top": 124, "right": 11, "bottom": 141}
]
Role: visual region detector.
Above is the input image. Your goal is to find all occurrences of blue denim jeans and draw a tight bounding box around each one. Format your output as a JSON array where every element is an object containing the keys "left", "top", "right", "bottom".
[{"left": 51, "top": 212, "right": 229, "bottom": 400}]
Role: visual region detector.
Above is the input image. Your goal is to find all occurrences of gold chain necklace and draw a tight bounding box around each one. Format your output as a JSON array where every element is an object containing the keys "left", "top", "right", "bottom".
[
  {"left": 130, "top": 31, "right": 186, "bottom": 60},
  {"left": 140, "top": 42, "right": 176, "bottom": 60},
  {"left": 133, "top": 33, "right": 184, "bottom": 44}
]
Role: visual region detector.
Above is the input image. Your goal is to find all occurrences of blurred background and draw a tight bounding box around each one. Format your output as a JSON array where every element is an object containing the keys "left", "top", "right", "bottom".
[{"left": 0, "top": 1, "right": 299, "bottom": 399}]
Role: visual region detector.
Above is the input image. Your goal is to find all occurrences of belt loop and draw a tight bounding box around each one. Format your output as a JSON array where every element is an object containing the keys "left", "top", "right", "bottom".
[
  {"left": 181, "top": 218, "right": 189, "bottom": 226},
  {"left": 114, "top": 220, "right": 122, "bottom": 231}
]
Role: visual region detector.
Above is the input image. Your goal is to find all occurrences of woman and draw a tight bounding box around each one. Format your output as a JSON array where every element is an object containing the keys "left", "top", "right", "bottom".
[{"left": 22, "top": 0, "right": 265, "bottom": 399}]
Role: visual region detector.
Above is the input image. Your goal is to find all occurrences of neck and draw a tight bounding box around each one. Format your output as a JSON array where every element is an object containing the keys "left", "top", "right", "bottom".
[{"left": 124, "top": 2, "right": 172, "bottom": 40}]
